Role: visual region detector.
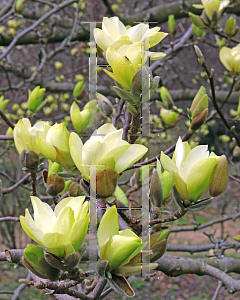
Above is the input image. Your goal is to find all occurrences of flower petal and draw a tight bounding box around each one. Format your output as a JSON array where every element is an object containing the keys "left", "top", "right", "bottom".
[
  {"left": 115, "top": 144, "right": 148, "bottom": 173},
  {"left": 97, "top": 206, "right": 119, "bottom": 249}
]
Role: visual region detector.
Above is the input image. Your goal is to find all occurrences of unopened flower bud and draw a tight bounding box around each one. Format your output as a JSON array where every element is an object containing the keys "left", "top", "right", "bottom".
[
  {"left": 225, "top": 17, "right": 237, "bottom": 38},
  {"left": 189, "top": 12, "right": 208, "bottom": 28},
  {"left": 209, "top": 155, "right": 228, "bottom": 197},
  {"left": 97, "top": 93, "right": 113, "bottom": 117},
  {"left": 15, "top": 0, "right": 25, "bottom": 14},
  {"left": 210, "top": 9, "right": 219, "bottom": 27},
  {"left": 168, "top": 15, "right": 177, "bottom": 36},
  {"left": 194, "top": 45, "right": 205, "bottom": 65},
  {"left": 150, "top": 230, "right": 170, "bottom": 262},
  {"left": 20, "top": 150, "right": 39, "bottom": 170},
  {"left": 150, "top": 169, "right": 163, "bottom": 208},
  {"left": 73, "top": 81, "right": 85, "bottom": 99},
  {"left": 28, "top": 86, "right": 46, "bottom": 112},
  {"left": 190, "top": 108, "right": 208, "bottom": 131}
]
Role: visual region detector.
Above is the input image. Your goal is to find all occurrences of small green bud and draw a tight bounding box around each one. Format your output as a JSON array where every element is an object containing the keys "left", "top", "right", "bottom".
[
  {"left": 210, "top": 9, "right": 219, "bottom": 27},
  {"left": 160, "top": 87, "right": 174, "bottom": 108},
  {"left": 0, "top": 96, "right": 9, "bottom": 111},
  {"left": 225, "top": 17, "right": 238, "bottom": 37},
  {"left": 73, "top": 81, "right": 85, "bottom": 99},
  {"left": 15, "top": 0, "right": 25, "bottom": 13},
  {"left": 168, "top": 15, "right": 177, "bottom": 36},
  {"left": 20, "top": 150, "right": 39, "bottom": 170},
  {"left": 189, "top": 12, "right": 208, "bottom": 28},
  {"left": 192, "top": 24, "right": 206, "bottom": 39},
  {"left": 194, "top": 45, "right": 205, "bottom": 65},
  {"left": 28, "top": 86, "right": 46, "bottom": 112}
]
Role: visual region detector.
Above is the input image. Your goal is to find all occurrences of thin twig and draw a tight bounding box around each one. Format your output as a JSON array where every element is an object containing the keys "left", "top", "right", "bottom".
[{"left": 0, "top": 0, "right": 77, "bottom": 60}]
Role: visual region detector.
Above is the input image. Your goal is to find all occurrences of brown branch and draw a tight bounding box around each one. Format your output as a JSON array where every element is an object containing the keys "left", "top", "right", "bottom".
[
  {"left": 167, "top": 240, "right": 240, "bottom": 254},
  {"left": 229, "top": 175, "right": 240, "bottom": 184},
  {"left": 0, "top": 110, "right": 14, "bottom": 129},
  {"left": 112, "top": 99, "right": 125, "bottom": 127},
  {"left": 0, "top": 135, "right": 14, "bottom": 140},
  {"left": 29, "top": 279, "right": 92, "bottom": 300},
  {"left": 0, "top": 216, "right": 20, "bottom": 222},
  {"left": 157, "top": 254, "right": 240, "bottom": 293},
  {"left": 92, "top": 278, "right": 107, "bottom": 300},
  {"left": 149, "top": 208, "right": 188, "bottom": 226},
  {"left": 202, "top": 63, "right": 240, "bottom": 147},
  {"left": 3, "top": 173, "right": 31, "bottom": 195},
  {"left": 0, "top": 0, "right": 78, "bottom": 60},
  {"left": 170, "top": 211, "right": 240, "bottom": 233}
]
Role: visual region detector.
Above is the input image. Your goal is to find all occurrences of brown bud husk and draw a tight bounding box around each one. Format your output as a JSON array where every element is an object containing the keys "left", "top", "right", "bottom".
[
  {"left": 69, "top": 182, "right": 82, "bottom": 197},
  {"left": 163, "top": 189, "right": 173, "bottom": 206},
  {"left": 44, "top": 252, "right": 67, "bottom": 271},
  {"left": 65, "top": 251, "right": 81, "bottom": 268},
  {"left": 93, "top": 168, "right": 119, "bottom": 197},
  {"left": 96, "top": 259, "right": 109, "bottom": 277},
  {"left": 20, "top": 150, "right": 39, "bottom": 170},
  {"left": 209, "top": 155, "right": 228, "bottom": 197},
  {"left": 47, "top": 173, "right": 65, "bottom": 196},
  {"left": 190, "top": 108, "right": 208, "bottom": 131},
  {"left": 38, "top": 257, "right": 61, "bottom": 281}
]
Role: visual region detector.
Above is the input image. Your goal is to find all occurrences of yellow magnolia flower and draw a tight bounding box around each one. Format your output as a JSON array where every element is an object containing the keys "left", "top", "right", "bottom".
[
  {"left": 94, "top": 16, "right": 167, "bottom": 53},
  {"left": 94, "top": 17, "right": 167, "bottom": 91},
  {"left": 14, "top": 118, "right": 50, "bottom": 155},
  {"left": 36, "top": 123, "right": 75, "bottom": 170},
  {"left": 193, "top": 0, "right": 229, "bottom": 19},
  {"left": 219, "top": 45, "right": 240, "bottom": 74},
  {"left": 160, "top": 137, "right": 228, "bottom": 201},
  {"left": 97, "top": 206, "right": 157, "bottom": 275},
  {"left": 69, "top": 123, "right": 148, "bottom": 179},
  {"left": 20, "top": 196, "right": 89, "bottom": 259}
]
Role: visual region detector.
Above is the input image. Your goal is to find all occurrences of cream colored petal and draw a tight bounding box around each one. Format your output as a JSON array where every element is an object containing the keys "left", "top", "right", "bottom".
[
  {"left": 53, "top": 206, "right": 74, "bottom": 236},
  {"left": 69, "top": 132, "right": 84, "bottom": 174},
  {"left": 20, "top": 210, "right": 44, "bottom": 245},
  {"left": 54, "top": 197, "right": 74, "bottom": 217},
  {"left": 31, "top": 196, "right": 54, "bottom": 233},
  {"left": 97, "top": 123, "right": 117, "bottom": 135},
  {"left": 186, "top": 156, "right": 218, "bottom": 201},
  {"left": 106, "top": 47, "right": 121, "bottom": 65},
  {"left": 82, "top": 139, "right": 111, "bottom": 166},
  {"left": 160, "top": 151, "right": 178, "bottom": 175},
  {"left": 175, "top": 137, "right": 185, "bottom": 170},
  {"left": 35, "top": 136, "right": 57, "bottom": 161},
  {"left": 94, "top": 28, "right": 114, "bottom": 52},
  {"left": 180, "top": 145, "right": 209, "bottom": 180},
  {"left": 97, "top": 206, "right": 119, "bottom": 249},
  {"left": 102, "top": 128, "right": 123, "bottom": 148},
  {"left": 115, "top": 144, "right": 148, "bottom": 173}
]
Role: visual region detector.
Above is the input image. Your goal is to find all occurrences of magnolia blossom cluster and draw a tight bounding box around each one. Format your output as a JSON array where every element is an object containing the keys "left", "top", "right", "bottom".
[{"left": 94, "top": 17, "right": 167, "bottom": 91}]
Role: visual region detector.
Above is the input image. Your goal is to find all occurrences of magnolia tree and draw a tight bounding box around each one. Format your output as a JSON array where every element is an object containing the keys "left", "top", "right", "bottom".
[{"left": 0, "top": 0, "right": 240, "bottom": 299}]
